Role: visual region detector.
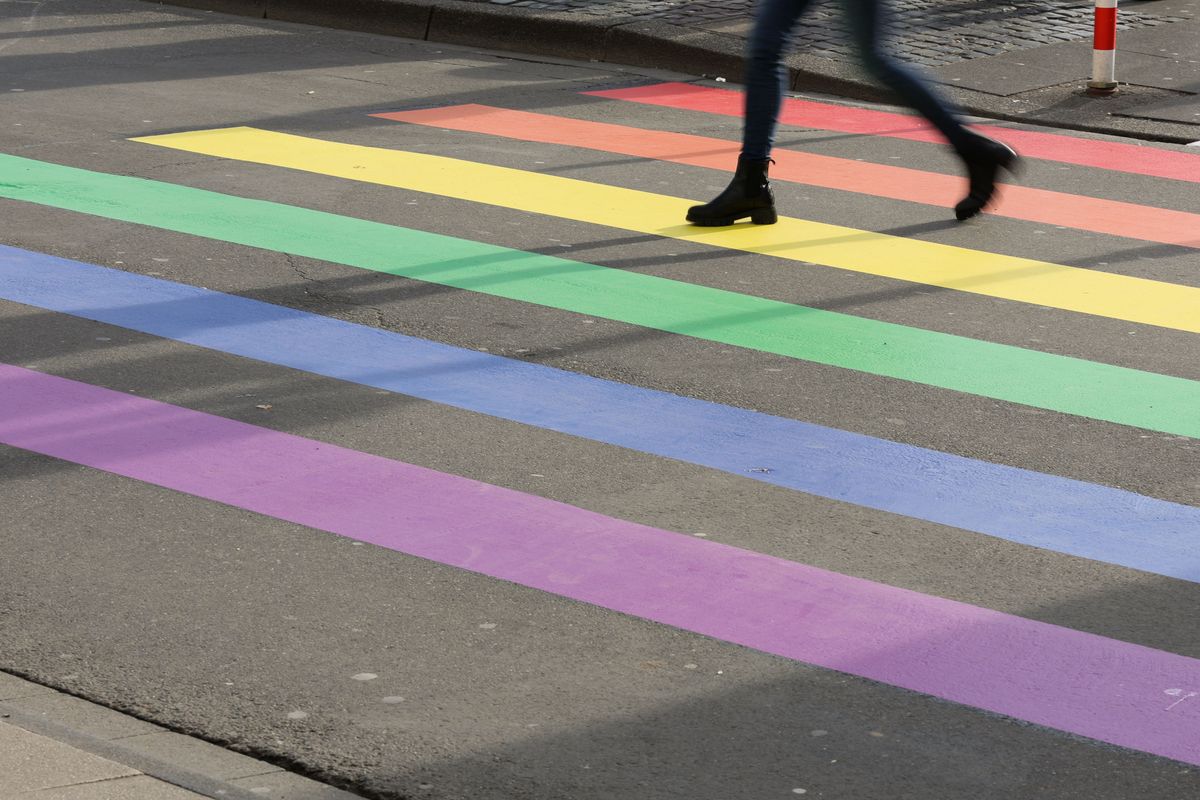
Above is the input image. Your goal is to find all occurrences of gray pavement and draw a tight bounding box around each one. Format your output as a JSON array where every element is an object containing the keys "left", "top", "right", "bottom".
[
  {"left": 159, "top": 0, "right": 1200, "bottom": 142},
  {"left": 0, "top": 1, "right": 1198, "bottom": 799}
]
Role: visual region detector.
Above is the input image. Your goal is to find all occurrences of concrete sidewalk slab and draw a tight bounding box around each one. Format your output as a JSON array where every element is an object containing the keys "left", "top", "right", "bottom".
[
  {"left": 933, "top": 47, "right": 1083, "bottom": 96},
  {"left": 0, "top": 722, "right": 142, "bottom": 795},
  {"left": 0, "top": 673, "right": 364, "bottom": 800},
  {"left": 15, "top": 774, "right": 207, "bottom": 800},
  {"left": 1120, "top": 93, "right": 1200, "bottom": 123},
  {"left": 932, "top": 26, "right": 1200, "bottom": 95}
]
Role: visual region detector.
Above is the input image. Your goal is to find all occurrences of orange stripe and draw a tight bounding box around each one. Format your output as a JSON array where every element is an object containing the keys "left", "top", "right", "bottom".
[{"left": 375, "top": 105, "right": 1200, "bottom": 249}]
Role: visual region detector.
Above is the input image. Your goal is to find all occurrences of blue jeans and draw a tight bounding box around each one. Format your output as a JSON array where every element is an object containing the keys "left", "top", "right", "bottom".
[{"left": 741, "top": 0, "right": 971, "bottom": 160}]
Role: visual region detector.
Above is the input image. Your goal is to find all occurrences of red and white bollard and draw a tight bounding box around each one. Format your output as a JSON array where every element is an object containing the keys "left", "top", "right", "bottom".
[{"left": 1087, "top": 0, "right": 1119, "bottom": 95}]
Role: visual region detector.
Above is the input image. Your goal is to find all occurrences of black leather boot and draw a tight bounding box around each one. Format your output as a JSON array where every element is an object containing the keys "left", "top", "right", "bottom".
[
  {"left": 954, "top": 132, "right": 1021, "bottom": 221},
  {"left": 686, "top": 157, "right": 777, "bottom": 226}
]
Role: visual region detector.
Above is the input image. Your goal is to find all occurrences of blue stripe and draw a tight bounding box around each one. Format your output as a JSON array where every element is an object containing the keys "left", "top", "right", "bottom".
[{"left": 2, "top": 244, "right": 1197, "bottom": 580}]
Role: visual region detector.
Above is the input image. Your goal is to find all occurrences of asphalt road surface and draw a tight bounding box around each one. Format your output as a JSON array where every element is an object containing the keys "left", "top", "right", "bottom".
[{"left": 1, "top": 1, "right": 1198, "bottom": 799}]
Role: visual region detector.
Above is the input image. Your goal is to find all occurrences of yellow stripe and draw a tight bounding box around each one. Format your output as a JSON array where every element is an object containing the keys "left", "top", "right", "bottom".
[{"left": 133, "top": 127, "right": 1200, "bottom": 334}]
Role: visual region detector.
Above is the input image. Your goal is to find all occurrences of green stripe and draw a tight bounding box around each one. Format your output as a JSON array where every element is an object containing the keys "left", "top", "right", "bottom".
[{"left": 2, "top": 153, "right": 1196, "bottom": 437}]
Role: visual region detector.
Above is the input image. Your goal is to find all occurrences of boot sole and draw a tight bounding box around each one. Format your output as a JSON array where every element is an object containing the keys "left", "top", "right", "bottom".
[{"left": 686, "top": 208, "right": 778, "bottom": 226}]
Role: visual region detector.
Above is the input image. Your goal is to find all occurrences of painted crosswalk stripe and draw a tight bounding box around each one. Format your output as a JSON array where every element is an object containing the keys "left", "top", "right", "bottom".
[
  {"left": 133, "top": 127, "right": 1200, "bottom": 335},
  {"left": 4, "top": 245, "right": 1198, "bottom": 579},
  {"left": 0, "top": 154, "right": 1196, "bottom": 438},
  {"left": 376, "top": 104, "right": 1200, "bottom": 249},
  {"left": 588, "top": 82, "right": 1200, "bottom": 184},
  {"left": 3, "top": 363, "right": 1199, "bottom": 767}
]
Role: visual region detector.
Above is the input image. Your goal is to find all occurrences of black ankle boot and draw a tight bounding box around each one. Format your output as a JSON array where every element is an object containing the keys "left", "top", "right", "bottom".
[
  {"left": 686, "top": 157, "right": 778, "bottom": 226},
  {"left": 954, "top": 133, "right": 1021, "bottom": 221}
]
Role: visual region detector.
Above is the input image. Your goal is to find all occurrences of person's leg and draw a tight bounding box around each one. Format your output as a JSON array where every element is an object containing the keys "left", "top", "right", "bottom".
[
  {"left": 845, "top": 0, "right": 1021, "bottom": 219},
  {"left": 686, "top": 0, "right": 812, "bottom": 226},
  {"left": 742, "top": 0, "right": 814, "bottom": 160},
  {"left": 843, "top": 0, "right": 970, "bottom": 148}
]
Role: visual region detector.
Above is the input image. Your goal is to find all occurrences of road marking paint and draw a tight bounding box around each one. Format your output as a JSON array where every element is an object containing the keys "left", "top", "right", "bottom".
[
  {"left": 588, "top": 82, "right": 1200, "bottom": 184},
  {"left": 132, "top": 127, "right": 1200, "bottom": 336},
  {"left": 2, "top": 363, "right": 1199, "bottom": 767},
  {"left": 2, "top": 245, "right": 1198, "bottom": 580},
  {"left": 1, "top": 155, "right": 1197, "bottom": 438},
  {"left": 376, "top": 104, "right": 1200, "bottom": 249}
]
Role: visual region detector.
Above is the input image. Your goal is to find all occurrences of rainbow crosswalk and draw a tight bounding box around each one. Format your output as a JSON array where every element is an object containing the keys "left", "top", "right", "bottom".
[{"left": 2, "top": 83, "right": 1199, "bottom": 769}]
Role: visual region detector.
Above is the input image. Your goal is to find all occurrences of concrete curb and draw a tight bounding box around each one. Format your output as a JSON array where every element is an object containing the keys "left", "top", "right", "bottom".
[
  {"left": 154, "top": 0, "right": 1200, "bottom": 143},
  {"left": 1, "top": 670, "right": 364, "bottom": 800}
]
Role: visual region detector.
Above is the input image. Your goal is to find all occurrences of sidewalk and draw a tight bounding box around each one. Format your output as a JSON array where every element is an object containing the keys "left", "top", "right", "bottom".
[
  {"left": 163, "top": 0, "right": 1200, "bottom": 142},
  {"left": 1, "top": 672, "right": 361, "bottom": 800}
]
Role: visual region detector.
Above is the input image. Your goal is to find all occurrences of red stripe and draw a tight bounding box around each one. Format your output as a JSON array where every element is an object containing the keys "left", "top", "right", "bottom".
[
  {"left": 587, "top": 83, "right": 1200, "bottom": 184},
  {"left": 1095, "top": 7, "right": 1117, "bottom": 50},
  {"left": 377, "top": 105, "right": 1200, "bottom": 248}
]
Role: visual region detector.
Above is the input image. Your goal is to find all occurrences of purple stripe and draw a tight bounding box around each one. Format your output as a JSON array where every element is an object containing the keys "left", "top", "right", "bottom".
[{"left": 3, "top": 363, "right": 1199, "bottom": 764}]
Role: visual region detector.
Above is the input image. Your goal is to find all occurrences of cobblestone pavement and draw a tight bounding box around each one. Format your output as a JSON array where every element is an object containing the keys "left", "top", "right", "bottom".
[{"left": 481, "top": 0, "right": 1189, "bottom": 66}]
